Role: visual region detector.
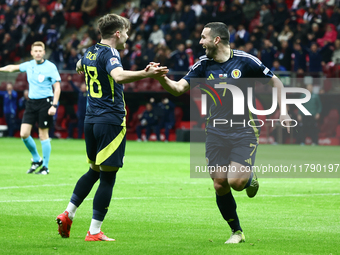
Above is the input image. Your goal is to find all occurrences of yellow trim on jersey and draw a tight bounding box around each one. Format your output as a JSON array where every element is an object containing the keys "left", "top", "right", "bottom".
[
  {"left": 97, "top": 43, "right": 110, "bottom": 48},
  {"left": 205, "top": 107, "right": 212, "bottom": 134},
  {"left": 121, "top": 90, "right": 126, "bottom": 127},
  {"left": 108, "top": 74, "right": 115, "bottom": 102},
  {"left": 121, "top": 116, "right": 126, "bottom": 127},
  {"left": 248, "top": 110, "right": 259, "bottom": 143},
  {"left": 96, "top": 127, "right": 126, "bottom": 165},
  {"left": 230, "top": 49, "right": 233, "bottom": 58},
  {"left": 87, "top": 157, "right": 95, "bottom": 164}
]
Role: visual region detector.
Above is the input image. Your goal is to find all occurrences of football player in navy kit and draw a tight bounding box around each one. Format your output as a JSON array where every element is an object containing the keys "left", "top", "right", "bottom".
[
  {"left": 153, "top": 22, "right": 291, "bottom": 244},
  {"left": 56, "top": 14, "right": 168, "bottom": 241}
]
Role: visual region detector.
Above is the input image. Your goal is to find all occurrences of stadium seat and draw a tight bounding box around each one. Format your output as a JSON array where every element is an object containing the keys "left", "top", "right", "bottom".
[
  {"left": 73, "top": 104, "right": 78, "bottom": 114},
  {"left": 134, "top": 79, "right": 151, "bottom": 92},
  {"left": 123, "top": 82, "right": 135, "bottom": 92},
  {"left": 0, "top": 82, "right": 7, "bottom": 90},
  {"left": 0, "top": 117, "right": 6, "bottom": 125},
  {"left": 323, "top": 79, "right": 333, "bottom": 92},
  {"left": 174, "top": 107, "right": 183, "bottom": 129},
  {"left": 55, "top": 105, "right": 66, "bottom": 131},
  {"left": 72, "top": 74, "right": 85, "bottom": 83},
  {"left": 336, "top": 125, "right": 340, "bottom": 138},
  {"left": 60, "top": 81, "right": 73, "bottom": 91},
  {"left": 150, "top": 80, "right": 164, "bottom": 92},
  {"left": 15, "top": 73, "right": 27, "bottom": 83},
  {"left": 60, "top": 73, "right": 69, "bottom": 82},
  {"left": 14, "top": 81, "right": 28, "bottom": 91},
  {"left": 18, "top": 109, "right": 25, "bottom": 120},
  {"left": 128, "top": 105, "right": 146, "bottom": 132},
  {"left": 65, "top": 12, "right": 84, "bottom": 29},
  {"left": 319, "top": 109, "right": 340, "bottom": 138}
]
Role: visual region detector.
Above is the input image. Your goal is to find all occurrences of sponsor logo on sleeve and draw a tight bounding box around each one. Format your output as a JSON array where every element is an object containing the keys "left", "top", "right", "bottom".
[
  {"left": 110, "top": 57, "right": 119, "bottom": 65},
  {"left": 263, "top": 67, "right": 269, "bottom": 75}
]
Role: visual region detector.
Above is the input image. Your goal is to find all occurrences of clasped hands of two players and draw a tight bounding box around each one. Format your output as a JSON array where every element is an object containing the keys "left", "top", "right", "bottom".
[
  {"left": 144, "top": 62, "right": 168, "bottom": 79},
  {"left": 75, "top": 60, "right": 168, "bottom": 78}
]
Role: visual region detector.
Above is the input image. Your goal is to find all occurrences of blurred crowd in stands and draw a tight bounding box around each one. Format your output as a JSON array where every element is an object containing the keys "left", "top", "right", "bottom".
[
  {"left": 0, "top": 0, "right": 117, "bottom": 66},
  {"left": 0, "top": 0, "right": 340, "bottom": 75},
  {"left": 118, "top": 0, "right": 340, "bottom": 76}
]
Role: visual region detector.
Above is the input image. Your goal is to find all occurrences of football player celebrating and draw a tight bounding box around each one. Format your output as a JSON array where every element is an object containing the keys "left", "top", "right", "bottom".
[
  {"left": 56, "top": 14, "right": 168, "bottom": 241},
  {"left": 151, "top": 22, "right": 290, "bottom": 244}
]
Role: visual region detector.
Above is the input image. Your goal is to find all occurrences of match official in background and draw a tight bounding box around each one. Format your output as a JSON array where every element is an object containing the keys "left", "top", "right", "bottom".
[
  {"left": 0, "top": 83, "right": 18, "bottom": 137},
  {"left": 56, "top": 13, "right": 168, "bottom": 241},
  {"left": 0, "top": 41, "right": 61, "bottom": 175}
]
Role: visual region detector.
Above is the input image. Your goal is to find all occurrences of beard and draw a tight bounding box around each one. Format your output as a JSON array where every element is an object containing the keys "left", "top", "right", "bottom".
[{"left": 205, "top": 46, "right": 217, "bottom": 59}]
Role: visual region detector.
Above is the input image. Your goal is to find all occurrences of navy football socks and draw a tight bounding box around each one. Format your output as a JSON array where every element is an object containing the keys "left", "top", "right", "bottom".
[
  {"left": 70, "top": 168, "right": 100, "bottom": 207},
  {"left": 93, "top": 171, "right": 117, "bottom": 221},
  {"left": 216, "top": 191, "right": 242, "bottom": 232}
]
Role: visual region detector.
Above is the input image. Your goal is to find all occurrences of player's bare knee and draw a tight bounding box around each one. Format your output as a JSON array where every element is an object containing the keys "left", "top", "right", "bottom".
[
  {"left": 39, "top": 133, "right": 48, "bottom": 140},
  {"left": 20, "top": 131, "right": 29, "bottom": 139},
  {"left": 20, "top": 125, "right": 30, "bottom": 138},
  {"left": 213, "top": 178, "right": 229, "bottom": 194},
  {"left": 228, "top": 178, "right": 248, "bottom": 191},
  {"left": 38, "top": 129, "right": 49, "bottom": 140}
]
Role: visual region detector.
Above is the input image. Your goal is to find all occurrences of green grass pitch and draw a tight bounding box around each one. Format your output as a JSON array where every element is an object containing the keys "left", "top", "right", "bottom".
[{"left": 0, "top": 138, "right": 339, "bottom": 255}]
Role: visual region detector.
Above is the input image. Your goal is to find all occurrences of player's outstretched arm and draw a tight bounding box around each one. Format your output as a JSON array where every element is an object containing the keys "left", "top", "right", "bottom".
[
  {"left": 145, "top": 62, "right": 189, "bottom": 96},
  {"left": 269, "top": 75, "right": 291, "bottom": 133},
  {"left": 0, "top": 65, "right": 20, "bottom": 73},
  {"left": 156, "top": 76, "right": 190, "bottom": 97},
  {"left": 110, "top": 65, "right": 168, "bottom": 84}
]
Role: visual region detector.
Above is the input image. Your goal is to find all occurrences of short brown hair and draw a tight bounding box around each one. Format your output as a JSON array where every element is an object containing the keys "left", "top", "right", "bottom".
[
  {"left": 31, "top": 41, "right": 45, "bottom": 50},
  {"left": 204, "top": 22, "right": 230, "bottom": 45},
  {"left": 98, "top": 14, "right": 130, "bottom": 39}
]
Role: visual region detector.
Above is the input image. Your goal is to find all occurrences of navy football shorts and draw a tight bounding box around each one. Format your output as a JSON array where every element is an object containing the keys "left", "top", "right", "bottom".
[
  {"left": 85, "top": 123, "right": 126, "bottom": 167},
  {"left": 205, "top": 132, "right": 258, "bottom": 168},
  {"left": 22, "top": 97, "right": 54, "bottom": 129}
]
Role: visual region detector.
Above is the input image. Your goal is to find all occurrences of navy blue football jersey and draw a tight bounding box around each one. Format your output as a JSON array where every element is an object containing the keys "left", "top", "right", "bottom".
[
  {"left": 82, "top": 43, "right": 126, "bottom": 126},
  {"left": 183, "top": 49, "right": 274, "bottom": 139}
]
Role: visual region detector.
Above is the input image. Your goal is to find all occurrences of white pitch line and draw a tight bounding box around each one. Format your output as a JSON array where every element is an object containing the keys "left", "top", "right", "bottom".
[
  {"left": 0, "top": 193, "right": 339, "bottom": 203},
  {"left": 259, "top": 193, "right": 340, "bottom": 197},
  {"left": 0, "top": 180, "right": 337, "bottom": 190},
  {"left": 0, "top": 184, "right": 72, "bottom": 190}
]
